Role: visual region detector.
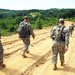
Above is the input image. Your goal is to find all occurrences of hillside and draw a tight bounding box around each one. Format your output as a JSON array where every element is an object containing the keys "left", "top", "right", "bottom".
[{"left": 0, "top": 8, "right": 75, "bottom": 36}]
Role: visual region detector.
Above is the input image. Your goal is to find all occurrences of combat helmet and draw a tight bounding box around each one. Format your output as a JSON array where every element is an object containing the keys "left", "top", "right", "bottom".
[{"left": 59, "top": 18, "right": 64, "bottom": 23}]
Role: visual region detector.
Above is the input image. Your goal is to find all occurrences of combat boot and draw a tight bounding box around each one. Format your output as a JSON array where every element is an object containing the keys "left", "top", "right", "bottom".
[
  {"left": 53, "top": 64, "right": 57, "bottom": 70},
  {"left": 26, "top": 50, "right": 29, "bottom": 53},
  {"left": 22, "top": 51, "right": 27, "bottom": 58},
  {"left": 0, "top": 63, "right": 5, "bottom": 68}
]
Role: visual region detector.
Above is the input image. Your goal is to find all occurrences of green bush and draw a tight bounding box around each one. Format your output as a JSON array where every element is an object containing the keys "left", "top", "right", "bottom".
[{"left": 35, "top": 17, "right": 43, "bottom": 29}]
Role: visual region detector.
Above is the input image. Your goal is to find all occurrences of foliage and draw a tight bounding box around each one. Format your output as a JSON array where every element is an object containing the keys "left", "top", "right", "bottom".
[
  {"left": 35, "top": 17, "right": 43, "bottom": 29},
  {"left": 0, "top": 8, "right": 75, "bottom": 36}
]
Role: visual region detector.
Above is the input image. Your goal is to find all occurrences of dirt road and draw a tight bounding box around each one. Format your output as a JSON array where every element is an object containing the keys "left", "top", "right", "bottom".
[{"left": 0, "top": 21, "right": 75, "bottom": 75}]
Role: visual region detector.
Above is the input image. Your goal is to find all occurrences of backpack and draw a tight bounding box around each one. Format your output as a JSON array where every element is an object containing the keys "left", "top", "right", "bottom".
[
  {"left": 53, "top": 26, "right": 65, "bottom": 42},
  {"left": 17, "top": 22, "right": 30, "bottom": 38},
  {"left": 69, "top": 25, "right": 74, "bottom": 30}
]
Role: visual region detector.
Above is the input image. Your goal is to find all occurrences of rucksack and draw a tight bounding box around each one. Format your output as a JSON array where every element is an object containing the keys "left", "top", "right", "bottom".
[
  {"left": 53, "top": 26, "right": 65, "bottom": 42},
  {"left": 69, "top": 25, "right": 74, "bottom": 30},
  {"left": 17, "top": 22, "right": 30, "bottom": 38}
]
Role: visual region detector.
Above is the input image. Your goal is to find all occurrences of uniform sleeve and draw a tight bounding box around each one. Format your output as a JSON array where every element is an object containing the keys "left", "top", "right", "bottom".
[
  {"left": 50, "top": 28, "right": 54, "bottom": 38},
  {"left": 29, "top": 24, "right": 35, "bottom": 38},
  {"left": 64, "top": 28, "right": 70, "bottom": 47},
  {"left": 50, "top": 27, "right": 56, "bottom": 40}
]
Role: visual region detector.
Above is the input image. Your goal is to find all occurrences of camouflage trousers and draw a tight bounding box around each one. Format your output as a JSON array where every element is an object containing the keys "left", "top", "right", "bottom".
[
  {"left": 21, "top": 37, "right": 30, "bottom": 52},
  {"left": 69, "top": 30, "right": 73, "bottom": 36},
  {"left": 0, "top": 41, "right": 4, "bottom": 63},
  {"left": 52, "top": 41, "right": 65, "bottom": 64}
]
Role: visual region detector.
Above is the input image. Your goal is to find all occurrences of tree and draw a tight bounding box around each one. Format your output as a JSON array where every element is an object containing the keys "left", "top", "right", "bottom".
[
  {"left": 15, "top": 17, "right": 23, "bottom": 24},
  {"left": 0, "top": 22, "right": 7, "bottom": 29},
  {"left": 35, "top": 17, "right": 43, "bottom": 29},
  {"left": 9, "top": 26, "right": 15, "bottom": 32}
]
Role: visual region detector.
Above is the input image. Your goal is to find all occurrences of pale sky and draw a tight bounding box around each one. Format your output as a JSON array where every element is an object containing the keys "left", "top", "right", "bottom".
[{"left": 0, "top": 0, "right": 75, "bottom": 10}]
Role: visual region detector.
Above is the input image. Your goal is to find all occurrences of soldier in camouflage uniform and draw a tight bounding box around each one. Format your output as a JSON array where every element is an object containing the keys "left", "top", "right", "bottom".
[
  {"left": 0, "top": 28, "right": 5, "bottom": 68},
  {"left": 19, "top": 16, "right": 35, "bottom": 58},
  {"left": 50, "top": 18, "right": 69, "bottom": 70},
  {"left": 69, "top": 23, "right": 74, "bottom": 36}
]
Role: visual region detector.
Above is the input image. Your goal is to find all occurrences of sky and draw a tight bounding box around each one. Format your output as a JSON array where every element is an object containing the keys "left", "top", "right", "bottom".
[{"left": 0, "top": 0, "right": 75, "bottom": 10}]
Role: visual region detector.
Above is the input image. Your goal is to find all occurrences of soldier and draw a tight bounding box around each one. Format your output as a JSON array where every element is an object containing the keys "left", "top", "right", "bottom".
[
  {"left": 69, "top": 23, "right": 74, "bottom": 36},
  {"left": 50, "top": 18, "right": 69, "bottom": 70},
  {"left": 18, "top": 16, "right": 35, "bottom": 58},
  {"left": 0, "top": 28, "right": 5, "bottom": 68}
]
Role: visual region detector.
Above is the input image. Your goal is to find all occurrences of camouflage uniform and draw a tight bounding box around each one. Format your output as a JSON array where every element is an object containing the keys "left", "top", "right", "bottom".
[
  {"left": 0, "top": 28, "right": 5, "bottom": 68},
  {"left": 0, "top": 29, "right": 4, "bottom": 64},
  {"left": 19, "top": 21, "right": 35, "bottom": 53},
  {"left": 69, "top": 24, "right": 74, "bottom": 36},
  {"left": 50, "top": 25, "right": 69, "bottom": 64},
  {"left": 0, "top": 41, "right": 4, "bottom": 64}
]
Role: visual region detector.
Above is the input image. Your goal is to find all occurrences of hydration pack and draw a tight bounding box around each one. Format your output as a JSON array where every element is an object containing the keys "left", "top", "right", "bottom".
[
  {"left": 17, "top": 22, "right": 30, "bottom": 38},
  {"left": 69, "top": 25, "right": 74, "bottom": 30},
  {"left": 53, "top": 26, "right": 65, "bottom": 42}
]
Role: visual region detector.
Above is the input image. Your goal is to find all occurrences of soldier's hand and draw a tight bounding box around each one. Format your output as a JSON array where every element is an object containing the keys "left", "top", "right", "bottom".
[
  {"left": 32, "top": 35, "right": 35, "bottom": 39},
  {"left": 65, "top": 46, "right": 68, "bottom": 52},
  {"left": 65, "top": 48, "right": 68, "bottom": 52}
]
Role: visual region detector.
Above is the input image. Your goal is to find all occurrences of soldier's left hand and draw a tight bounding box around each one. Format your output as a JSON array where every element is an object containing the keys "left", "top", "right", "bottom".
[{"left": 65, "top": 46, "right": 68, "bottom": 52}]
